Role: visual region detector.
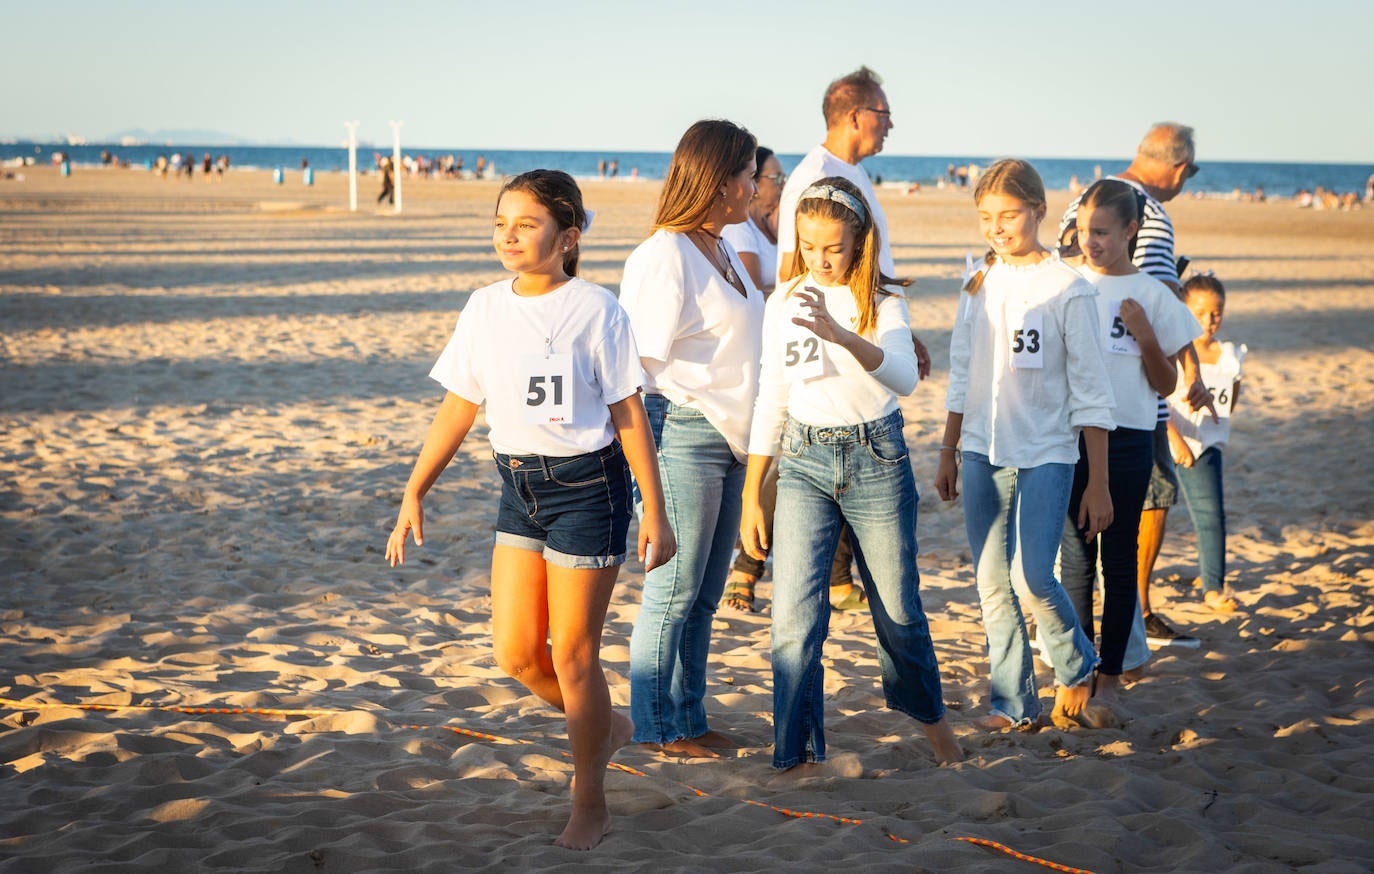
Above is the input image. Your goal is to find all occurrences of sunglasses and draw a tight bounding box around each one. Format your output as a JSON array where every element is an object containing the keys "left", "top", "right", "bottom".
[
  {"left": 1182, "top": 162, "right": 1200, "bottom": 179},
  {"left": 757, "top": 172, "right": 786, "bottom": 185}
]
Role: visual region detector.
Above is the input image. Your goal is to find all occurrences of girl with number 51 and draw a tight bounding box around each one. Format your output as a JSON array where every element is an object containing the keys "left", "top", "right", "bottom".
[{"left": 385, "top": 170, "right": 675, "bottom": 851}]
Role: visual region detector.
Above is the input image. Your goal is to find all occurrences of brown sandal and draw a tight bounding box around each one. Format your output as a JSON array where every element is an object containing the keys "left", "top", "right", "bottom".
[{"left": 722, "top": 571, "right": 757, "bottom": 612}]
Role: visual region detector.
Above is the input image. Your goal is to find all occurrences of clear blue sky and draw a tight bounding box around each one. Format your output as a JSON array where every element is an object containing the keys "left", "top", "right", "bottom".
[{"left": 3, "top": 0, "right": 1368, "bottom": 163}]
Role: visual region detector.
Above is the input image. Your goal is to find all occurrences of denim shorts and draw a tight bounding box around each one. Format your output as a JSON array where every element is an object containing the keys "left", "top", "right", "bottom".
[
  {"left": 493, "top": 441, "right": 633, "bottom": 569},
  {"left": 1142, "top": 420, "right": 1179, "bottom": 511}
]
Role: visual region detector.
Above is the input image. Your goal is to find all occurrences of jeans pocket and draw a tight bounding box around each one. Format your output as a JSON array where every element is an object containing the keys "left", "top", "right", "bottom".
[
  {"left": 548, "top": 453, "right": 608, "bottom": 488},
  {"left": 781, "top": 429, "right": 805, "bottom": 458},
  {"left": 866, "top": 430, "right": 909, "bottom": 466}
]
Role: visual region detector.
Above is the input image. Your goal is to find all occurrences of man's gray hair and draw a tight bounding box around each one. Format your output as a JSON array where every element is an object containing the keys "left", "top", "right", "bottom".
[{"left": 1138, "top": 123, "right": 1195, "bottom": 166}]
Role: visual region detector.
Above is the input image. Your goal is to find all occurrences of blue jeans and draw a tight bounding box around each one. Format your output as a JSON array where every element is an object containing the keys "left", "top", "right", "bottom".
[
  {"left": 962, "top": 452, "right": 1098, "bottom": 724},
  {"left": 1059, "top": 428, "right": 1152, "bottom": 675},
  {"left": 770, "top": 410, "right": 945, "bottom": 769},
  {"left": 629, "top": 395, "right": 744, "bottom": 744},
  {"left": 1177, "top": 447, "right": 1226, "bottom": 595}
]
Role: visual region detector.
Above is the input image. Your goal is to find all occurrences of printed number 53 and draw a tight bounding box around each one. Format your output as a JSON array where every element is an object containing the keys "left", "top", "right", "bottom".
[
  {"left": 526, "top": 375, "right": 564, "bottom": 406},
  {"left": 1011, "top": 328, "right": 1041, "bottom": 354}
]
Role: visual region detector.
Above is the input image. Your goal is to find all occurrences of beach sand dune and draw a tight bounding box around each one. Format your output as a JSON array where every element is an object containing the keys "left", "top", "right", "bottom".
[{"left": 2, "top": 168, "right": 1372, "bottom": 872}]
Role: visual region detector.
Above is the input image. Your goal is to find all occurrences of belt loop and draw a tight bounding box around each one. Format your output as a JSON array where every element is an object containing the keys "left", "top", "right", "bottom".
[{"left": 857, "top": 420, "right": 869, "bottom": 444}]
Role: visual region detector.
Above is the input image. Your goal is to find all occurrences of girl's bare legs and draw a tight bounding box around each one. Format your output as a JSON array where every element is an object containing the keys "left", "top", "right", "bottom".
[{"left": 490, "top": 546, "right": 627, "bottom": 850}]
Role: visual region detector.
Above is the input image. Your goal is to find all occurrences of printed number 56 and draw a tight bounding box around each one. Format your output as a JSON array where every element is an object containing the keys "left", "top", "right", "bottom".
[
  {"left": 1011, "top": 328, "right": 1041, "bottom": 354},
  {"left": 526, "top": 375, "right": 564, "bottom": 406}
]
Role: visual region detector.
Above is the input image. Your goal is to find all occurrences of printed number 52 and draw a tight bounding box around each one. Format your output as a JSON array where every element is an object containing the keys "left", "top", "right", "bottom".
[
  {"left": 1011, "top": 328, "right": 1041, "bottom": 354},
  {"left": 1110, "top": 316, "right": 1132, "bottom": 339},
  {"left": 785, "top": 337, "right": 820, "bottom": 366},
  {"left": 526, "top": 375, "right": 564, "bottom": 406}
]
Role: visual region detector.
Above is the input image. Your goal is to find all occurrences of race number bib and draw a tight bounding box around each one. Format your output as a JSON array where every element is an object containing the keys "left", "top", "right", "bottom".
[
  {"left": 1007, "top": 305, "right": 1044, "bottom": 370},
  {"left": 1105, "top": 300, "right": 1141, "bottom": 356},
  {"left": 783, "top": 296, "right": 827, "bottom": 381},
  {"left": 519, "top": 353, "right": 575, "bottom": 425},
  {"left": 1207, "top": 383, "right": 1235, "bottom": 419}
]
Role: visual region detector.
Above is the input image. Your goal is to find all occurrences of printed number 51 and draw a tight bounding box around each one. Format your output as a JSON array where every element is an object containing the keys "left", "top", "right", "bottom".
[{"left": 526, "top": 375, "right": 564, "bottom": 406}]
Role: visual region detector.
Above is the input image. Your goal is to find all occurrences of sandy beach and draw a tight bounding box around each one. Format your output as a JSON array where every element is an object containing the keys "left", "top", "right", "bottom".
[{"left": 2, "top": 166, "right": 1372, "bottom": 873}]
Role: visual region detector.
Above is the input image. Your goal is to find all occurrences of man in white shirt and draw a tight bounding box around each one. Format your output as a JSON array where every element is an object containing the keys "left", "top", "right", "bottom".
[
  {"left": 776, "top": 65, "right": 930, "bottom": 375},
  {"left": 772, "top": 67, "right": 928, "bottom": 610}
]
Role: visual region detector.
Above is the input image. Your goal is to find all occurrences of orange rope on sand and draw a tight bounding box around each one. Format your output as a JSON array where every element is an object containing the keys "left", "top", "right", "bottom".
[
  {"left": 953, "top": 837, "right": 1097, "bottom": 874},
  {"left": 1, "top": 694, "right": 1086, "bottom": 869}
]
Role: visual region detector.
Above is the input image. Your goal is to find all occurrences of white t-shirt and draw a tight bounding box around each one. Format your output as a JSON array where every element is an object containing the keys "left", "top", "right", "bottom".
[
  {"left": 1168, "top": 341, "right": 1246, "bottom": 455},
  {"left": 429, "top": 277, "right": 644, "bottom": 457},
  {"left": 1075, "top": 267, "right": 1202, "bottom": 431},
  {"left": 721, "top": 216, "right": 778, "bottom": 291},
  {"left": 618, "top": 229, "right": 765, "bottom": 460},
  {"left": 776, "top": 145, "right": 895, "bottom": 286},
  {"left": 748, "top": 275, "right": 918, "bottom": 456},
  {"left": 946, "top": 254, "right": 1117, "bottom": 468}
]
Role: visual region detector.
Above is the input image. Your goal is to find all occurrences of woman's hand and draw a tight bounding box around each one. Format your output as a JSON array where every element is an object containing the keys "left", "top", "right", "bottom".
[
  {"left": 639, "top": 509, "right": 677, "bottom": 572},
  {"left": 386, "top": 495, "right": 424, "bottom": 567},
  {"left": 1077, "top": 479, "right": 1114, "bottom": 542},
  {"left": 739, "top": 499, "right": 769, "bottom": 561},
  {"left": 935, "top": 451, "right": 960, "bottom": 501}
]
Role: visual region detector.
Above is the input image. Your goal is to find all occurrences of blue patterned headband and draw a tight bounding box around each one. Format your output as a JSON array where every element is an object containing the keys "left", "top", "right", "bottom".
[{"left": 799, "top": 183, "right": 868, "bottom": 224}]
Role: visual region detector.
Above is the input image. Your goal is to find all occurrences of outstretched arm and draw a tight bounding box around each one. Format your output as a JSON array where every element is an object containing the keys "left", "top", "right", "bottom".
[{"left": 386, "top": 392, "right": 480, "bottom": 566}]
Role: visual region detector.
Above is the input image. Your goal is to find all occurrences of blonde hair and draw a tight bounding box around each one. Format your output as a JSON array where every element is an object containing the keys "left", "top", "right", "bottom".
[
  {"left": 654, "top": 120, "right": 756, "bottom": 232},
  {"left": 781, "top": 176, "right": 903, "bottom": 335},
  {"left": 963, "top": 158, "right": 1048, "bottom": 295}
]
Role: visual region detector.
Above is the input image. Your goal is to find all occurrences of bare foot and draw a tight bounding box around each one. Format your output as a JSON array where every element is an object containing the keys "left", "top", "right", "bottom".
[
  {"left": 922, "top": 718, "right": 965, "bottom": 764},
  {"left": 1122, "top": 664, "right": 1147, "bottom": 683},
  {"left": 1205, "top": 590, "right": 1240, "bottom": 612},
  {"left": 642, "top": 739, "right": 719, "bottom": 758},
  {"left": 608, "top": 711, "right": 634, "bottom": 755},
  {"left": 975, "top": 713, "right": 1043, "bottom": 732},
  {"left": 1093, "top": 672, "right": 1124, "bottom": 703},
  {"left": 554, "top": 803, "right": 611, "bottom": 850},
  {"left": 691, "top": 729, "right": 739, "bottom": 750},
  {"left": 1050, "top": 682, "right": 1092, "bottom": 728}
]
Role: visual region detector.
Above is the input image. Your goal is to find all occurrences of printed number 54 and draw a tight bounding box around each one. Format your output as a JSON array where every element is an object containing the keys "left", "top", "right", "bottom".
[{"left": 526, "top": 375, "right": 564, "bottom": 406}]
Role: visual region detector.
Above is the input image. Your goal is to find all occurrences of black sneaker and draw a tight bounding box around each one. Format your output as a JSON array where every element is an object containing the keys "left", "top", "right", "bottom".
[{"left": 1143, "top": 612, "right": 1201, "bottom": 648}]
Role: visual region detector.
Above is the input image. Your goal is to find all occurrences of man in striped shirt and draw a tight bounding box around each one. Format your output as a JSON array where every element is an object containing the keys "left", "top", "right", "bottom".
[{"left": 1060, "top": 122, "right": 1215, "bottom": 653}]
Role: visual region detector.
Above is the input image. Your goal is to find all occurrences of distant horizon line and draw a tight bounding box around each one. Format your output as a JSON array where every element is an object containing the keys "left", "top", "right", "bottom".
[{"left": 2, "top": 136, "right": 1369, "bottom": 169}]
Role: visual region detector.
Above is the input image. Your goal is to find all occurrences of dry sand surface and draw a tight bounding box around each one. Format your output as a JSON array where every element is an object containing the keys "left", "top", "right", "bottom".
[{"left": 2, "top": 166, "right": 1372, "bottom": 872}]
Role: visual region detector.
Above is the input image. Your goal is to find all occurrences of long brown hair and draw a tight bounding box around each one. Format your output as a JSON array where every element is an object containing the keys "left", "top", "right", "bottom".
[
  {"left": 498, "top": 169, "right": 587, "bottom": 275},
  {"left": 963, "top": 158, "right": 1047, "bottom": 295},
  {"left": 654, "top": 120, "right": 756, "bottom": 232},
  {"left": 781, "top": 176, "right": 901, "bottom": 335}
]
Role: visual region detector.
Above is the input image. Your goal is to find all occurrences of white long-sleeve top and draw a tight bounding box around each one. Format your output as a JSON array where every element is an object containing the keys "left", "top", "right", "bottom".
[
  {"left": 946, "top": 254, "right": 1116, "bottom": 468},
  {"left": 747, "top": 276, "right": 917, "bottom": 456}
]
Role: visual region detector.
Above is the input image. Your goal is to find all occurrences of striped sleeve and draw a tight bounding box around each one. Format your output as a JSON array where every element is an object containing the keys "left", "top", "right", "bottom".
[{"left": 1134, "top": 199, "right": 1178, "bottom": 286}]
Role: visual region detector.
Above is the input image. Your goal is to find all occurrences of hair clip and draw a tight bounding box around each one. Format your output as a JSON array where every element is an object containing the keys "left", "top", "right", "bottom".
[{"left": 581, "top": 209, "right": 595, "bottom": 233}]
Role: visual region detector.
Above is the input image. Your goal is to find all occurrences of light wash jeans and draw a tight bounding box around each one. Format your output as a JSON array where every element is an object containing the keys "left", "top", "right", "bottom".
[
  {"left": 629, "top": 395, "right": 744, "bottom": 744},
  {"left": 962, "top": 452, "right": 1098, "bottom": 724},
  {"left": 770, "top": 410, "right": 945, "bottom": 769},
  {"left": 1178, "top": 446, "right": 1227, "bottom": 595}
]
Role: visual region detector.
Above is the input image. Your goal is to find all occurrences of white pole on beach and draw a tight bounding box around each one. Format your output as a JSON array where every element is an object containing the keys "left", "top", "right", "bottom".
[
  {"left": 389, "top": 120, "right": 404, "bottom": 214},
  {"left": 344, "top": 121, "right": 359, "bottom": 212}
]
